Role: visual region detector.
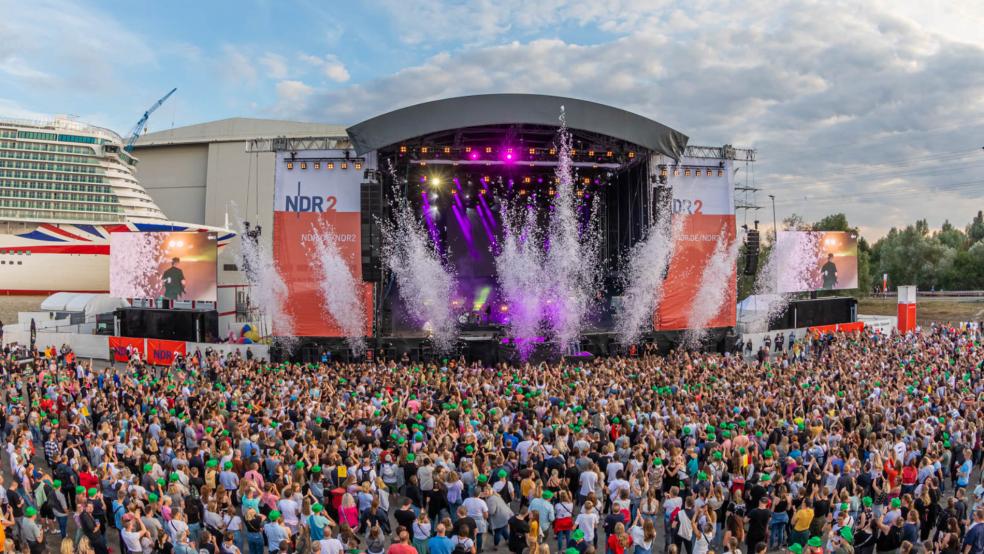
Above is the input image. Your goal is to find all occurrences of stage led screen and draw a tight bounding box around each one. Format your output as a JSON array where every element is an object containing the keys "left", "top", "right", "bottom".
[
  {"left": 775, "top": 230, "right": 859, "bottom": 293},
  {"left": 110, "top": 232, "right": 218, "bottom": 301}
]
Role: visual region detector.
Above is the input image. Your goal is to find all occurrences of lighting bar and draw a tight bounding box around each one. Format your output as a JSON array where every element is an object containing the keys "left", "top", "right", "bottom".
[{"left": 417, "top": 159, "right": 622, "bottom": 169}]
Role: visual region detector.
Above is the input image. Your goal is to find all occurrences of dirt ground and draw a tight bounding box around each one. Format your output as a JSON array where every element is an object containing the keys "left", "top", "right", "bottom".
[{"left": 858, "top": 297, "right": 984, "bottom": 324}]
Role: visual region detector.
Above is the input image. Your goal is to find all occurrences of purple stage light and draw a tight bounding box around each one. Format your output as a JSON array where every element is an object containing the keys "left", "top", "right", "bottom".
[{"left": 470, "top": 151, "right": 479, "bottom": 160}]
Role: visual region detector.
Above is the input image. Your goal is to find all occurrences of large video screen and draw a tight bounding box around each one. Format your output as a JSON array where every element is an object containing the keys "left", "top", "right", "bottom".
[
  {"left": 110, "top": 232, "right": 218, "bottom": 301},
  {"left": 776, "top": 231, "right": 858, "bottom": 293}
]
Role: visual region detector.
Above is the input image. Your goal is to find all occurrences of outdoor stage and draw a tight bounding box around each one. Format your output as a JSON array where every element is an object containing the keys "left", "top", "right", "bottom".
[{"left": 266, "top": 94, "right": 750, "bottom": 362}]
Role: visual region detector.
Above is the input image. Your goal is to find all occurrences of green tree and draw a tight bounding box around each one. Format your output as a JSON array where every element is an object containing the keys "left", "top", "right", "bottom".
[
  {"left": 936, "top": 220, "right": 967, "bottom": 250},
  {"left": 967, "top": 211, "right": 984, "bottom": 243}
]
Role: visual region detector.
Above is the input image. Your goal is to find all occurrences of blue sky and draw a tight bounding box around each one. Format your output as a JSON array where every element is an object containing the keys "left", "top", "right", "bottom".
[{"left": 2, "top": 0, "right": 984, "bottom": 238}]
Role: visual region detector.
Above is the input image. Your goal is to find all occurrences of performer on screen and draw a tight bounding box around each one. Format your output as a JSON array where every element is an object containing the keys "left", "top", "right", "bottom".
[
  {"left": 162, "top": 257, "right": 187, "bottom": 300},
  {"left": 820, "top": 253, "right": 838, "bottom": 290}
]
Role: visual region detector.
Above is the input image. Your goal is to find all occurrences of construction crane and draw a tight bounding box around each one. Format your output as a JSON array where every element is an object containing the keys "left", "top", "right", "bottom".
[{"left": 124, "top": 87, "right": 177, "bottom": 152}]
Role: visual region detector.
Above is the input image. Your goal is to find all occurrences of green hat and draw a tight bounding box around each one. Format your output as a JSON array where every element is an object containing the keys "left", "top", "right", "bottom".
[
  {"left": 169, "top": 472, "right": 180, "bottom": 482},
  {"left": 88, "top": 487, "right": 98, "bottom": 497},
  {"left": 763, "top": 450, "right": 773, "bottom": 459},
  {"left": 312, "top": 503, "right": 323, "bottom": 513},
  {"left": 25, "top": 506, "right": 37, "bottom": 517},
  {"left": 542, "top": 490, "right": 554, "bottom": 499},
  {"left": 312, "top": 465, "right": 322, "bottom": 474},
  {"left": 653, "top": 458, "right": 663, "bottom": 466},
  {"left": 566, "top": 549, "right": 579, "bottom": 554},
  {"left": 52, "top": 479, "right": 62, "bottom": 489},
  {"left": 148, "top": 493, "right": 159, "bottom": 502},
  {"left": 497, "top": 469, "right": 507, "bottom": 479},
  {"left": 761, "top": 473, "right": 772, "bottom": 482},
  {"left": 697, "top": 471, "right": 708, "bottom": 481},
  {"left": 713, "top": 451, "right": 723, "bottom": 460},
  {"left": 789, "top": 544, "right": 803, "bottom": 554},
  {"left": 706, "top": 433, "right": 716, "bottom": 442},
  {"left": 839, "top": 527, "right": 854, "bottom": 543},
  {"left": 862, "top": 496, "right": 873, "bottom": 507},
  {"left": 156, "top": 478, "right": 165, "bottom": 486},
  {"left": 224, "top": 461, "right": 233, "bottom": 470},
  {"left": 295, "top": 461, "right": 304, "bottom": 469},
  {"left": 75, "top": 485, "right": 85, "bottom": 494},
  {"left": 841, "top": 502, "right": 849, "bottom": 511},
  {"left": 206, "top": 459, "right": 218, "bottom": 468},
  {"left": 143, "top": 463, "right": 152, "bottom": 473},
  {"left": 738, "top": 447, "right": 746, "bottom": 454},
  {"left": 572, "top": 529, "right": 585, "bottom": 541},
  {"left": 407, "top": 453, "right": 416, "bottom": 462},
  {"left": 269, "top": 510, "right": 281, "bottom": 521},
  {"left": 807, "top": 537, "right": 823, "bottom": 548},
  {"left": 891, "top": 498, "right": 901, "bottom": 508}
]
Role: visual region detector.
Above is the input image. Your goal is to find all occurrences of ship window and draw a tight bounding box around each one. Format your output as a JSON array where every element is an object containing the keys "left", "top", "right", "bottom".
[{"left": 16, "top": 261, "right": 21, "bottom": 265}]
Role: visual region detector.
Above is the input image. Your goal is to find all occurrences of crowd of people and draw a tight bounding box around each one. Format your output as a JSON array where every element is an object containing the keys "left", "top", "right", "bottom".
[{"left": 0, "top": 322, "right": 983, "bottom": 554}]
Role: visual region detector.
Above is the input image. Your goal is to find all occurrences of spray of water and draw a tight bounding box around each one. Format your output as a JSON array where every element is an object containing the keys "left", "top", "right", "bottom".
[
  {"left": 614, "top": 200, "right": 680, "bottom": 345},
  {"left": 231, "top": 206, "right": 293, "bottom": 340},
  {"left": 308, "top": 221, "right": 367, "bottom": 354},
  {"left": 493, "top": 110, "right": 602, "bottom": 356},
  {"left": 495, "top": 204, "right": 547, "bottom": 359},
  {"left": 684, "top": 228, "right": 743, "bottom": 346},
  {"left": 109, "top": 232, "right": 166, "bottom": 298},
  {"left": 541, "top": 115, "right": 603, "bottom": 348},
  {"left": 743, "top": 231, "right": 817, "bottom": 331},
  {"left": 381, "top": 186, "right": 458, "bottom": 353}
]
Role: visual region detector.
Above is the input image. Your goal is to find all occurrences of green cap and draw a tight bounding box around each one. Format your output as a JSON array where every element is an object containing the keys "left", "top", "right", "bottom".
[
  {"left": 653, "top": 458, "right": 662, "bottom": 466},
  {"left": 891, "top": 498, "right": 901, "bottom": 508},
  {"left": 224, "top": 461, "right": 233, "bottom": 470},
  {"left": 88, "top": 487, "right": 98, "bottom": 497},
  {"left": 763, "top": 450, "right": 773, "bottom": 459},
  {"left": 156, "top": 478, "right": 165, "bottom": 486},
  {"left": 269, "top": 510, "right": 281, "bottom": 521},
  {"left": 788, "top": 544, "right": 803, "bottom": 554},
  {"left": 407, "top": 453, "right": 416, "bottom": 462},
  {"left": 567, "top": 549, "right": 579, "bottom": 554},
  {"left": 52, "top": 479, "right": 62, "bottom": 489},
  {"left": 76, "top": 485, "right": 85, "bottom": 494},
  {"left": 572, "top": 529, "right": 585, "bottom": 541},
  {"left": 477, "top": 474, "right": 488, "bottom": 483},
  {"left": 697, "top": 471, "right": 708, "bottom": 481},
  {"left": 25, "top": 506, "right": 37, "bottom": 517},
  {"left": 295, "top": 461, "right": 304, "bottom": 469},
  {"left": 839, "top": 527, "right": 853, "bottom": 543},
  {"left": 169, "top": 472, "right": 180, "bottom": 482},
  {"left": 713, "top": 451, "right": 723, "bottom": 460},
  {"left": 312, "top": 503, "right": 323, "bottom": 513},
  {"left": 312, "top": 465, "right": 322, "bottom": 473},
  {"left": 807, "top": 537, "right": 823, "bottom": 548},
  {"left": 761, "top": 473, "right": 772, "bottom": 482},
  {"left": 143, "top": 463, "right": 152, "bottom": 473},
  {"left": 206, "top": 459, "right": 218, "bottom": 468},
  {"left": 542, "top": 490, "right": 554, "bottom": 499},
  {"left": 148, "top": 493, "right": 159, "bottom": 502},
  {"left": 862, "top": 496, "right": 873, "bottom": 507},
  {"left": 841, "top": 502, "right": 848, "bottom": 511}
]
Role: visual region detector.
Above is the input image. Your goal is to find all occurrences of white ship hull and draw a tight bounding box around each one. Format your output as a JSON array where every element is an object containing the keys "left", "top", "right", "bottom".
[{"left": 0, "top": 222, "right": 234, "bottom": 295}]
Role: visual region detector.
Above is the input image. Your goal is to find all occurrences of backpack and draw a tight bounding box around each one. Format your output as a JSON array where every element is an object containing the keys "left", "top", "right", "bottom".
[{"left": 499, "top": 482, "right": 513, "bottom": 504}]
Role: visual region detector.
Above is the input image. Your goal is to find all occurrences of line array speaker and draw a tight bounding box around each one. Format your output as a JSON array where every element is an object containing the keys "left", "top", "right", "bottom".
[{"left": 744, "top": 229, "right": 760, "bottom": 276}]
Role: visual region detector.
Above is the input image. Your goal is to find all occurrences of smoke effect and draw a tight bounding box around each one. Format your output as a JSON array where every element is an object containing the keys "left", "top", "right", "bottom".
[
  {"left": 381, "top": 186, "right": 458, "bottom": 353},
  {"left": 231, "top": 206, "right": 293, "bottom": 339},
  {"left": 614, "top": 199, "right": 680, "bottom": 345},
  {"left": 309, "top": 221, "right": 367, "bottom": 354},
  {"left": 684, "top": 228, "right": 743, "bottom": 346},
  {"left": 109, "top": 232, "right": 166, "bottom": 298}
]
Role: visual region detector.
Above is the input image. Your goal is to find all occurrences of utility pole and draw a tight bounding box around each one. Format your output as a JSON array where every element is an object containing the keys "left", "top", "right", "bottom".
[{"left": 768, "top": 194, "right": 778, "bottom": 242}]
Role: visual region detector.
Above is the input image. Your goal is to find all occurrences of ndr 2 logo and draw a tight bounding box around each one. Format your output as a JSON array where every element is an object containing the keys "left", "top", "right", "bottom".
[{"left": 285, "top": 182, "right": 338, "bottom": 212}]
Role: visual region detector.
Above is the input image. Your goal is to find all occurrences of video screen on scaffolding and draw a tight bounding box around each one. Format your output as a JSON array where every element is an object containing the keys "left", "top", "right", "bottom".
[
  {"left": 110, "top": 231, "right": 218, "bottom": 302},
  {"left": 775, "top": 230, "right": 859, "bottom": 293}
]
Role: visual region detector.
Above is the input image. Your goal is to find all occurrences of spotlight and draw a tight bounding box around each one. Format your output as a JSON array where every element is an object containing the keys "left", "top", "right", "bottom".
[
  {"left": 314, "top": 162, "right": 321, "bottom": 170},
  {"left": 549, "top": 148, "right": 556, "bottom": 155},
  {"left": 469, "top": 152, "right": 479, "bottom": 160},
  {"left": 485, "top": 146, "right": 492, "bottom": 154},
  {"left": 443, "top": 146, "right": 451, "bottom": 154},
  {"left": 300, "top": 162, "right": 307, "bottom": 170},
  {"left": 430, "top": 193, "right": 438, "bottom": 201},
  {"left": 340, "top": 162, "right": 348, "bottom": 170},
  {"left": 606, "top": 151, "right": 613, "bottom": 157},
  {"left": 465, "top": 146, "right": 472, "bottom": 153},
  {"left": 400, "top": 145, "right": 407, "bottom": 153},
  {"left": 431, "top": 177, "right": 441, "bottom": 186},
  {"left": 355, "top": 162, "right": 363, "bottom": 170},
  {"left": 529, "top": 148, "right": 536, "bottom": 156},
  {"left": 523, "top": 176, "right": 531, "bottom": 184},
  {"left": 480, "top": 189, "right": 487, "bottom": 195},
  {"left": 286, "top": 162, "right": 293, "bottom": 170},
  {"left": 421, "top": 147, "right": 429, "bottom": 154},
  {"left": 628, "top": 152, "right": 636, "bottom": 158},
  {"left": 588, "top": 151, "right": 594, "bottom": 157},
  {"left": 327, "top": 162, "right": 334, "bottom": 169}
]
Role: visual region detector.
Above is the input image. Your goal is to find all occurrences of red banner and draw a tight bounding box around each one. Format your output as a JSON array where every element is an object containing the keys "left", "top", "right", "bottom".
[
  {"left": 108, "top": 336, "right": 144, "bottom": 363},
  {"left": 146, "top": 339, "right": 186, "bottom": 366},
  {"left": 655, "top": 161, "right": 736, "bottom": 331}
]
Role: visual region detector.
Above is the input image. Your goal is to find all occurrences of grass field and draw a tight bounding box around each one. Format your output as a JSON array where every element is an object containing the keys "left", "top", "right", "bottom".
[{"left": 858, "top": 297, "right": 984, "bottom": 324}]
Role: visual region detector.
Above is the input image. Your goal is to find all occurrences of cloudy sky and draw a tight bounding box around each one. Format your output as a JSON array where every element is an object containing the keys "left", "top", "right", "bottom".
[{"left": 2, "top": 0, "right": 983, "bottom": 239}]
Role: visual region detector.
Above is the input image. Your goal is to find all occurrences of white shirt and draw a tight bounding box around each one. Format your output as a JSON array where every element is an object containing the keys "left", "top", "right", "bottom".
[
  {"left": 319, "top": 538, "right": 344, "bottom": 554},
  {"left": 278, "top": 498, "right": 301, "bottom": 526},
  {"left": 574, "top": 511, "right": 599, "bottom": 541},
  {"left": 463, "top": 496, "right": 487, "bottom": 519},
  {"left": 121, "top": 529, "right": 144, "bottom": 552},
  {"left": 579, "top": 471, "right": 598, "bottom": 496},
  {"left": 606, "top": 461, "right": 624, "bottom": 483}
]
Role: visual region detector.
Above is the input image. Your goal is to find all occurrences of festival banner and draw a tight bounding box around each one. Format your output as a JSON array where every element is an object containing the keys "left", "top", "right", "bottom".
[
  {"left": 146, "top": 339, "right": 186, "bottom": 366},
  {"left": 656, "top": 161, "right": 737, "bottom": 331},
  {"left": 109, "top": 336, "right": 145, "bottom": 363},
  {"left": 273, "top": 151, "right": 375, "bottom": 337}
]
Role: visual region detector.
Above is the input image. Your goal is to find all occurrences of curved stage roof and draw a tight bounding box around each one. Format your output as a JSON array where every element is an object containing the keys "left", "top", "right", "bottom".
[{"left": 346, "top": 94, "right": 689, "bottom": 160}]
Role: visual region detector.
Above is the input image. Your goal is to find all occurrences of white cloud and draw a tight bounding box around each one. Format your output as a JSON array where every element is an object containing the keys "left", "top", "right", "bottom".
[
  {"left": 260, "top": 52, "right": 289, "bottom": 79},
  {"left": 0, "top": 98, "right": 47, "bottom": 120},
  {"left": 287, "top": 1, "right": 984, "bottom": 238},
  {"left": 0, "top": 57, "right": 54, "bottom": 83},
  {"left": 275, "top": 80, "right": 315, "bottom": 112},
  {"left": 219, "top": 45, "right": 258, "bottom": 86},
  {"left": 297, "top": 53, "right": 350, "bottom": 83}
]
